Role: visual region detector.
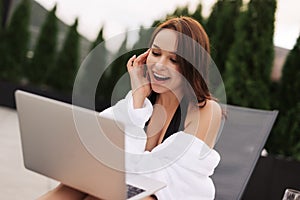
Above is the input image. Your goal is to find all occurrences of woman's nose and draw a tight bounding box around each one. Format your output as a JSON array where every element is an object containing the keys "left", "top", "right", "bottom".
[
  {"left": 154, "top": 62, "right": 166, "bottom": 71},
  {"left": 154, "top": 57, "right": 167, "bottom": 70}
]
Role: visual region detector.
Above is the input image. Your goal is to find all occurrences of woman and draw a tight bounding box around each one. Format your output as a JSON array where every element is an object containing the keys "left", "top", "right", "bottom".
[{"left": 38, "top": 16, "right": 223, "bottom": 200}]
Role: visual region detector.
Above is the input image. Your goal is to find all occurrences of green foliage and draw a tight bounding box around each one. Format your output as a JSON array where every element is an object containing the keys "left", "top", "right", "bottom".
[
  {"left": 98, "top": 34, "right": 130, "bottom": 102},
  {"left": 47, "top": 18, "right": 80, "bottom": 92},
  {"left": 91, "top": 26, "right": 110, "bottom": 102},
  {"left": 278, "top": 35, "right": 300, "bottom": 113},
  {"left": 91, "top": 26, "right": 108, "bottom": 75},
  {"left": 267, "top": 103, "right": 300, "bottom": 160},
  {"left": 113, "top": 34, "right": 130, "bottom": 81},
  {"left": 206, "top": 0, "right": 242, "bottom": 74},
  {"left": 0, "top": 0, "right": 31, "bottom": 82},
  {"left": 28, "top": 5, "right": 58, "bottom": 85},
  {"left": 224, "top": 0, "right": 276, "bottom": 109},
  {"left": 91, "top": 26, "right": 105, "bottom": 50},
  {"left": 70, "top": 26, "right": 110, "bottom": 110},
  {"left": 168, "top": 5, "right": 190, "bottom": 18},
  {"left": 151, "top": 19, "right": 162, "bottom": 28},
  {"left": 190, "top": 3, "right": 204, "bottom": 27},
  {"left": 132, "top": 26, "right": 153, "bottom": 50},
  {"left": 0, "top": 2, "right": 6, "bottom": 79},
  {"left": 205, "top": 0, "right": 222, "bottom": 35},
  {"left": 0, "top": 0, "right": 3, "bottom": 32},
  {"left": 131, "top": 26, "right": 153, "bottom": 61},
  {"left": 266, "top": 34, "right": 300, "bottom": 160},
  {"left": 282, "top": 103, "right": 300, "bottom": 160}
]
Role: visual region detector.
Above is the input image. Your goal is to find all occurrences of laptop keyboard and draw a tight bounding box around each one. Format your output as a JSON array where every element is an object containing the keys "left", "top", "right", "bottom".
[{"left": 126, "top": 184, "right": 145, "bottom": 198}]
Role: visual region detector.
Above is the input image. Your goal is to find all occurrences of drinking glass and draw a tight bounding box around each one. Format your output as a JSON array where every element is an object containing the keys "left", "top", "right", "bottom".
[{"left": 282, "top": 189, "right": 300, "bottom": 200}]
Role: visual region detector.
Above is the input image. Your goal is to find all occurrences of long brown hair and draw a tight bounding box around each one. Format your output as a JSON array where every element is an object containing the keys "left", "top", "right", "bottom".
[{"left": 149, "top": 16, "right": 213, "bottom": 107}]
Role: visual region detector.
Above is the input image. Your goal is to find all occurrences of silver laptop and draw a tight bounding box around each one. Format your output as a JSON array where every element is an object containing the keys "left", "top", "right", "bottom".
[{"left": 15, "top": 90, "right": 165, "bottom": 200}]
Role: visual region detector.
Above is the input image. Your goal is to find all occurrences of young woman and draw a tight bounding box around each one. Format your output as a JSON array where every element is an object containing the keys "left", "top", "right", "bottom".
[{"left": 38, "top": 16, "right": 223, "bottom": 200}]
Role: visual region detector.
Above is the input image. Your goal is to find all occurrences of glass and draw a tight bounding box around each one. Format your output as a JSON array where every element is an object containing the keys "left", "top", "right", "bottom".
[{"left": 282, "top": 189, "right": 300, "bottom": 200}]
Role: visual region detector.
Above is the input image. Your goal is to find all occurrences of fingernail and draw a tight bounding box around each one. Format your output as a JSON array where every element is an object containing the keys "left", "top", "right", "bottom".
[{"left": 132, "top": 54, "right": 136, "bottom": 58}]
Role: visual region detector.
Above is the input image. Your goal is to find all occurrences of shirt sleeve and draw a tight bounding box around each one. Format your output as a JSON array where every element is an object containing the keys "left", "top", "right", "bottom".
[
  {"left": 99, "top": 91, "right": 153, "bottom": 153},
  {"left": 126, "top": 132, "right": 221, "bottom": 200}
]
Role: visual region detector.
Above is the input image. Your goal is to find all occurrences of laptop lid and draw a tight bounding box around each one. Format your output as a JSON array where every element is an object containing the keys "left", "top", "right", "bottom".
[
  {"left": 15, "top": 90, "right": 127, "bottom": 199},
  {"left": 15, "top": 90, "right": 166, "bottom": 200}
]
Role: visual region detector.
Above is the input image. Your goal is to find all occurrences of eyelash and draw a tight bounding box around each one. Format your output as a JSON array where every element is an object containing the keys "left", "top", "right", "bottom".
[
  {"left": 170, "top": 58, "right": 177, "bottom": 63},
  {"left": 151, "top": 51, "right": 160, "bottom": 56},
  {"left": 151, "top": 51, "right": 178, "bottom": 63}
]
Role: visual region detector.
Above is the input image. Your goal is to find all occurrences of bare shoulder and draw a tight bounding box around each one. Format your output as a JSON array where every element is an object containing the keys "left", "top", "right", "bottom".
[
  {"left": 184, "top": 100, "right": 222, "bottom": 148},
  {"left": 203, "top": 99, "right": 222, "bottom": 119}
]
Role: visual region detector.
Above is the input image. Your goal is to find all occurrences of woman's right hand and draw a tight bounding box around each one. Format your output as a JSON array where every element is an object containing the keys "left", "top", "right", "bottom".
[{"left": 127, "top": 49, "right": 151, "bottom": 108}]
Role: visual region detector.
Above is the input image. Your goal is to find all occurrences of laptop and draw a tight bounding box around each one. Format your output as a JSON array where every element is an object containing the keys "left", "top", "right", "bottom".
[{"left": 15, "top": 90, "right": 166, "bottom": 200}]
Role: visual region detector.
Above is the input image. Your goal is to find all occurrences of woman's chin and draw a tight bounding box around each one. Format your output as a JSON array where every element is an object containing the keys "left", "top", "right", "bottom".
[{"left": 150, "top": 83, "right": 169, "bottom": 94}]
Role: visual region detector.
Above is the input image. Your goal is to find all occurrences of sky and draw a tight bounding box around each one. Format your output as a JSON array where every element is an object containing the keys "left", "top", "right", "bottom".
[{"left": 34, "top": 0, "right": 300, "bottom": 50}]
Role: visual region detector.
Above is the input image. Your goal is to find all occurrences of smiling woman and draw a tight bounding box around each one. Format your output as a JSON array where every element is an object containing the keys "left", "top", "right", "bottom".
[{"left": 38, "top": 16, "right": 223, "bottom": 200}]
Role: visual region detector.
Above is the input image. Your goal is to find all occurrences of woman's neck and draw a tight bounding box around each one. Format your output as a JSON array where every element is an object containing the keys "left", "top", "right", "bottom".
[{"left": 156, "top": 90, "right": 184, "bottom": 109}]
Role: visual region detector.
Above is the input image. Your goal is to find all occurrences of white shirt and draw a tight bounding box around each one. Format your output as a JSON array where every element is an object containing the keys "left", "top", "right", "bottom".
[{"left": 99, "top": 91, "right": 221, "bottom": 200}]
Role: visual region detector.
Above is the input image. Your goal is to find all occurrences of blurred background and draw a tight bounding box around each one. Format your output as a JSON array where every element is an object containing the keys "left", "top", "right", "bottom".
[{"left": 0, "top": 0, "right": 299, "bottom": 199}]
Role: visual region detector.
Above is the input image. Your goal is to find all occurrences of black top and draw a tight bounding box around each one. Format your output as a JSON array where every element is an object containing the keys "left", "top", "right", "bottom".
[{"left": 145, "top": 92, "right": 189, "bottom": 143}]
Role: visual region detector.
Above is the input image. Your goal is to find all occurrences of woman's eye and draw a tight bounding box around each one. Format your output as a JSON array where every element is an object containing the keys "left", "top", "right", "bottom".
[
  {"left": 170, "top": 58, "right": 178, "bottom": 63},
  {"left": 151, "top": 51, "right": 160, "bottom": 56}
]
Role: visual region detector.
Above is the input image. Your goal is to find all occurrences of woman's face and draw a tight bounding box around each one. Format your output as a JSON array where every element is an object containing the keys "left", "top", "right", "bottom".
[{"left": 146, "top": 29, "right": 184, "bottom": 95}]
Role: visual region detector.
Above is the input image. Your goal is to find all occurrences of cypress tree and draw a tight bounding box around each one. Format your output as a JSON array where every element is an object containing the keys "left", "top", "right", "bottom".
[
  {"left": 1, "top": 0, "right": 31, "bottom": 82},
  {"left": 90, "top": 26, "right": 110, "bottom": 103},
  {"left": 2, "top": 0, "right": 12, "bottom": 28},
  {"left": 206, "top": 0, "right": 242, "bottom": 74},
  {"left": 72, "top": 26, "right": 110, "bottom": 110},
  {"left": 224, "top": 0, "right": 276, "bottom": 109},
  {"left": 205, "top": 0, "right": 222, "bottom": 36},
  {"left": 278, "top": 35, "right": 300, "bottom": 112},
  {"left": 91, "top": 26, "right": 105, "bottom": 50},
  {"left": 48, "top": 18, "right": 80, "bottom": 92},
  {"left": 28, "top": 5, "right": 58, "bottom": 86},
  {"left": 99, "top": 34, "right": 129, "bottom": 102},
  {"left": 0, "top": 0, "right": 3, "bottom": 31},
  {"left": 91, "top": 26, "right": 108, "bottom": 78},
  {"left": 266, "top": 34, "right": 300, "bottom": 159},
  {"left": 151, "top": 19, "right": 162, "bottom": 28},
  {"left": 168, "top": 5, "right": 189, "bottom": 18},
  {"left": 0, "top": 0, "right": 6, "bottom": 78},
  {"left": 132, "top": 26, "right": 152, "bottom": 50},
  {"left": 131, "top": 26, "right": 152, "bottom": 60},
  {"left": 114, "top": 33, "right": 129, "bottom": 81},
  {"left": 191, "top": 3, "right": 204, "bottom": 27}
]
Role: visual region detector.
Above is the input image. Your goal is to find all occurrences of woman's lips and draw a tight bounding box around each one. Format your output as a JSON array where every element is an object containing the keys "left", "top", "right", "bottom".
[{"left": 152, "top": 72, "right": 170, "bottom": 81}]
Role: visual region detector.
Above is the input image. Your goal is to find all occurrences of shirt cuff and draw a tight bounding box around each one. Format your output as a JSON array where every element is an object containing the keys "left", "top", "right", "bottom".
[{"left": 126, "top": 91, "right": 153, "bottom": 128}]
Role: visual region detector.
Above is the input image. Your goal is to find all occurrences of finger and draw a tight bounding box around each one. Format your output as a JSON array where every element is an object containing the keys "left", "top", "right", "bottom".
[
  {"left": 139, "top": 49, "right": 150, "bottom": 60},
  {"left": 127, "top": 55, "right": 136, "bottom": 69},
  {"left": 127, "top": 54, "right": 136, "bottom": 66},
  {"left": 141, "top": 48, "right": 150, "bottom": 56},
  {"left": 133, "top": 50, "right": 150, "bottom": 66}
]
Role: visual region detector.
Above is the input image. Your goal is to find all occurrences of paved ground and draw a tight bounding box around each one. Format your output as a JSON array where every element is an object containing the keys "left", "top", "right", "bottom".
[{"left": 0, "top": 106, "right": 58, "bottom": 200}]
